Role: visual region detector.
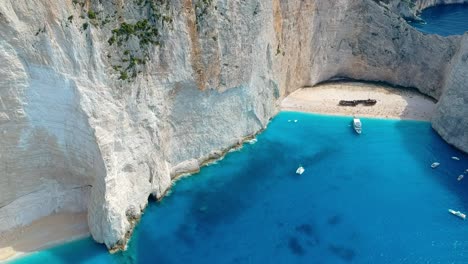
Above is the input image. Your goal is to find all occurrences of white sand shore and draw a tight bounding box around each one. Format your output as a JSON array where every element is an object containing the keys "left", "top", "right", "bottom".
[
  {"left": 0, "top": 82, "right": 437, "bottom": 263},
  {"left": 0, "top": 212, "right": 89, "bottom": 262},
  {"left": 281, "top": 82, "right": 436, "bottom": 120}
]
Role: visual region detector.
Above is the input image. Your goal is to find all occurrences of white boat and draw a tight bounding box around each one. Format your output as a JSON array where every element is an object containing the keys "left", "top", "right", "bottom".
[
  {"left": 458, "top": 175, "right": 464, "bottom": 181},
  {"left": 452, "top": 156, "right": 460, "bottom": 161},
  {"left": 431, "top": 162, "right": 440, "bottom": 168},
  {"left": 296, "top": 166, "right": 305, "bottom": 175},
  {"left": 247, "top": 138, "right": 257, "bottom": 145},
  {"left": 353, "top": 118, "right": 362, "bottom": 134},
  {"left": 448, "top": 209, "right": 466, "bottom": 220}
]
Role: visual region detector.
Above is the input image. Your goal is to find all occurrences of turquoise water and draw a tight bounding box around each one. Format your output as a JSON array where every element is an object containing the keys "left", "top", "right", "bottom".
[
  {"left": 410, "top": 4, "right": 468, "bottom": 36},
  {"left": 11, "top": 112, "right": 468, "bottom": 264}
]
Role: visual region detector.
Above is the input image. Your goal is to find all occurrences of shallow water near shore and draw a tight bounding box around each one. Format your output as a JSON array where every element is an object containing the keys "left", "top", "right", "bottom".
[
  {"left": 410, "top": 4, "right": 468, "bottom": 36},
  {"left": 10, "top": 112, "right": 468, "bottom": 264}
]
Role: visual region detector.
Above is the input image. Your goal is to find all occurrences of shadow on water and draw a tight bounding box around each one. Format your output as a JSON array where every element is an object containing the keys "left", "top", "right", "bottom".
[
  {"left": 284, "top": 224, "right": 323, "bottom": 258},
  {"left": 327, "top": 215, "right": 342, "bottom": 226},
  {"left": 181, "top": 141, "right": 290, "bottom": 228},
  {"left": 396, "top": 90, "right": 468, "bottom": 207},
  {"left": 328, "top": 244, "right": 356, "bottom": 262},
  {"left": 178, "top": 127, "right": 342, "bottom": 231},
  {"left": 13, "top": 89, "right": 467, "bottom": 264},
  {"left": 288, "top": 237, "right": 306, "bottom": 256},
  {"left": 295, "top": 223, "right": 321, "bottom": 247},
  {"left": 127, "top": 88, "right": 463, "bottom": 263},
  {"left": 129, "top": 139, "right": 303, "bottom": 262}
]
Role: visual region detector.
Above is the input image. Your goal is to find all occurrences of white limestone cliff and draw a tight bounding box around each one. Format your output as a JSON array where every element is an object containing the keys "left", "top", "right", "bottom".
[
  {"left": 432, "top": 34, "right": 468, "bottom": 152},
  {"left": 0, "top": 0, "right": 467, "bottom": 250}
]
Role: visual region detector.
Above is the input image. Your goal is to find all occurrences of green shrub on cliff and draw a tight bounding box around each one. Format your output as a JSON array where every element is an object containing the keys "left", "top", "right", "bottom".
[
  {"left": 195, "top": 0, "right": 214, "bottom": 28},
  {"left": 88, "top": 10, "right": 97, "bottom": 20},
  {"left": 108, "top": 0, "right": 173, "bottom": 81}
]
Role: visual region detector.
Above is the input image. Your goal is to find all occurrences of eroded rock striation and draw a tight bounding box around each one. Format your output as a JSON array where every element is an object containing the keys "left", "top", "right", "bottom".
[{"left": 0, "top": 0, "right": 467, "bottom": 249}]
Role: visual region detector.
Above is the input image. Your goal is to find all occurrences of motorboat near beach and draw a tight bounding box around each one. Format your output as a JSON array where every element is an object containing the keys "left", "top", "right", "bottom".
[
  {"left": 296, "top": 166, "right": 305, "bottom": 175},
  {"left": 448, "top": 209, "right": 466, "bottom": 220},
  {"left": 458, "top": 175, "right": 464, "bottom": 181},
  {"left": 431, "top": 162, "right": 440, "bottom": 168},
  {"left": 452, "top": 156, "right": 460, "bottom": 161},
  {"left": 338, "top": 99, "right": 377, "bottom": 107},
  {"left": 353, "top": 118, "right": 362, "bottom": 134}
]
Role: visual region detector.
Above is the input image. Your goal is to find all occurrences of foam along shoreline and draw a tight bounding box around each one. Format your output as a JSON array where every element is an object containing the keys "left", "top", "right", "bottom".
[
  {"left": 281, "top": 82, "right": 437, "bottom": 121},
  {"left": 0, "top": 212, "right": 89, "bottom": 262}
]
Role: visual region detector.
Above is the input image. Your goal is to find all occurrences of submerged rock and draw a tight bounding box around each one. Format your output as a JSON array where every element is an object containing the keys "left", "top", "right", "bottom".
[{"left": 0, "top": 0, "right": 467, "bottom": 250}]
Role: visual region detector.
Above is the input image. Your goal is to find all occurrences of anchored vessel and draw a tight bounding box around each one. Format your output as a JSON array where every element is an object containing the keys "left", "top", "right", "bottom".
[
  {"left": 448, "top": 209, "right": 466, "bottom": 220},
  {"left": 353, "top": 118, "right": 362, "bottom": 134},
  {"left": 296, "top": 166, "right": 305, "bottom": 175}
]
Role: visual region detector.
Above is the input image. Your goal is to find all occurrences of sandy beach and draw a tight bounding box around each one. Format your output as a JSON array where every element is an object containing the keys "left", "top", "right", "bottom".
[
  {"left": 0, "top": 83, "right": 439, "bottom": 262},
  {"left": 0, "top": 212, "right": 89, "bottom": 262},
  {"left": 281, "top": 82, "right": 437, "bottom": 120}
]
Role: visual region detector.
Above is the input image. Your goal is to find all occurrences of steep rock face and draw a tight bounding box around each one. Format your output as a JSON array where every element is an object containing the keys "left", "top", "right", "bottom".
[
  {"left": 0, "top": 0, "right": 287, "bottom": 248},
  {"left": 0, "top": 11, "right": 105, "bottom": 233},
  {"left": 432, "top": 34, "right": 468, "bottom": 152},
  {"left": 305, "top": 0, "right": 460, "bottom": 99},
  {"left": 0, "top": 0, "right": 467, "bottom": 249}
]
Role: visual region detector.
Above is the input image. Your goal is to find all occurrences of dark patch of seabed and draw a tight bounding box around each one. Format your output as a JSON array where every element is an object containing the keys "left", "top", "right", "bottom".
[{"left": 10, "top": 112, "right": 468, "bottom": 264}]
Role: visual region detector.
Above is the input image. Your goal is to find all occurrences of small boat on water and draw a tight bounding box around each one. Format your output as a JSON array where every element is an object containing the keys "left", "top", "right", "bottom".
[
  {"left": 296, "top": 166, "right": 305, "bottom": 175},
  {"left": 353, "top": 118, "right": 362, "bottom": 134},
  {"left": 452, "top": 156, "right": 460, "bottom": 161},
  {"left": 458, "top": 175, "right": 464, "bottom": 181},
  {"left": 448, "top": 209, "right": 466, "bottom": 220},
  {"left": 431, "top": 162, "right": 440, "bottom": 168}
]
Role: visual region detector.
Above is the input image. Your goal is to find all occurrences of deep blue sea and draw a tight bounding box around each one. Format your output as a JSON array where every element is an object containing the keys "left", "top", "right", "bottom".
[
  {"left": 10, "top": 113, "right": 468, "bottom": 264},
  {"left": 410, "top": 4, "right": 468, "bottom": 36}
]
